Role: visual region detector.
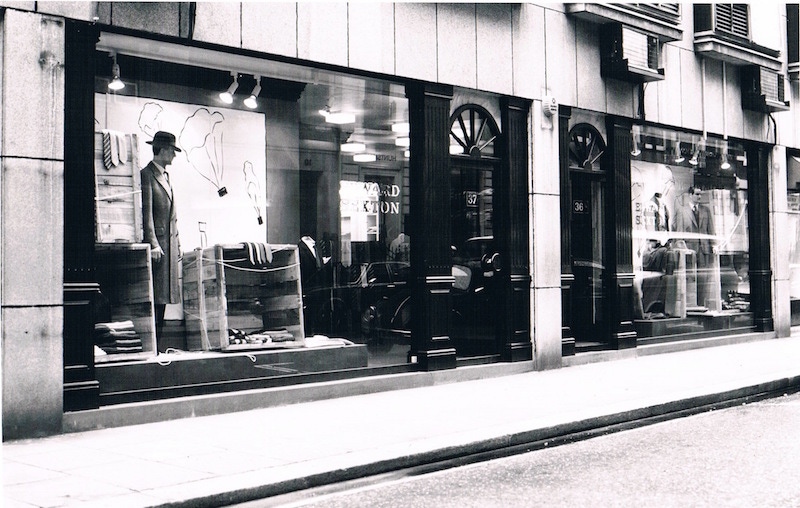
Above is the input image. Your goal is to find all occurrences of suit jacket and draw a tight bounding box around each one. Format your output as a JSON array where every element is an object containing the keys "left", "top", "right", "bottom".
[
  {"left": 673, "top": 201, "right": 715, "bottom": 265},
  {"left": 141, "top": 161, "right": 180, "bottom": 304}
]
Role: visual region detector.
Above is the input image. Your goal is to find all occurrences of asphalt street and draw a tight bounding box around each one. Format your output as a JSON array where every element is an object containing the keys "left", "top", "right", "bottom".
[{"left": 250, "top": 390, "right": 800, "bottom": 508}]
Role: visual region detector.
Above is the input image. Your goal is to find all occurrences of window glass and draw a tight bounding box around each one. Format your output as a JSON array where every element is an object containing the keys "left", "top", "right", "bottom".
[
  {"left": 630, "top": 126, "right": 752, "bottom": 340},
  {"left": 787, "top": 155, "right": 800, "bottom": 324},
  {"left": 92, "top": 49, "right": 411, "bottom": 374}
]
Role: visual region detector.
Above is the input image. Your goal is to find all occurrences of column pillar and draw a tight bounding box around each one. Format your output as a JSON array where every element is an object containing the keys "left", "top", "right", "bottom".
[{"left": 406, "top": 82, "right": 457, "bottom": 370}]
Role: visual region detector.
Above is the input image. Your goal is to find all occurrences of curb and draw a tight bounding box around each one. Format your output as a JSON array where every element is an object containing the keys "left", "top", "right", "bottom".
[{"left": 156, "top": 374, "right": 800, "bottom": 508}]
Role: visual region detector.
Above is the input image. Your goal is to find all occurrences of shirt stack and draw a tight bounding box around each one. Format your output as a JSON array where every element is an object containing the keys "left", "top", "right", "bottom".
[{"left": 95, "top": 320, "right": 143, "bottom": 354}]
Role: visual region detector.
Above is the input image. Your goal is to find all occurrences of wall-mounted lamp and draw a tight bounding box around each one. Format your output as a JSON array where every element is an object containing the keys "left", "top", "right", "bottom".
[
  {"left": 219, "top": 72, "right": 239, "bottom": 104},
  {"left": 108, "top": 53, "right": 125, "bottom": 91},
  {"left": 243, "top": 76, "right": 261, "bottom": 109}
]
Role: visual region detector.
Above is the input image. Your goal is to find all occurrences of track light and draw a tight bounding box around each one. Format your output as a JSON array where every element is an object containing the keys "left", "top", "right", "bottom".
[
  {"left": 243, "top": 76, "right": 261, "bottom": 109},
  {"left": 108, "top": 53, "right": 125, "bottom": 91},
  {"left": 630, "top": 127, "right": 641, "bottom": 157},
  {"left": 720, "top": 153, "right": 731, "bottom": 170},
  {"left": 689, "top": 146, "right": 700, "bottom": 166},
  {"left": 219, "top": 73, "right": 238, "bottom": 104},
  {"left": 674, "top": 146, "right": 685, "bottom": 164}
]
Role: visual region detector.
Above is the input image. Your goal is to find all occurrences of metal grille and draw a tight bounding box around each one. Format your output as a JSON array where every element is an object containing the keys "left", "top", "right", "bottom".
[
  {"left": 623, "top": 27, "right": 659, "bottom": 71},
  {"left": 760, "top": 68, "right": 784, "bottom": 102},
  {"left": 715, "top": 4, "right": 749, "bottom": 38}
]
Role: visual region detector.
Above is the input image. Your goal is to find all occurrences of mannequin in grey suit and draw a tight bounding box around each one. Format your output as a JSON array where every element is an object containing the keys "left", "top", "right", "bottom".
[{"left": 141, "top": 131, "right": 182, "bottom": 341}]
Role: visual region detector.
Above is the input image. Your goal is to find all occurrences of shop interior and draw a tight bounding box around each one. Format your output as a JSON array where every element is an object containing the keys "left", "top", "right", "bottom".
[{"left": 630, "top": 125, "right": 753, "bottom": 340}]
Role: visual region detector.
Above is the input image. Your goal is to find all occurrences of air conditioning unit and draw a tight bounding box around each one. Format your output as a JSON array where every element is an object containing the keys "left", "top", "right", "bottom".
[
  {"left": 741, "top": 65, "right": 790, "bottom": 112},
  {"left": 600, "top": 23, "right": 665, "bottom": 83}
]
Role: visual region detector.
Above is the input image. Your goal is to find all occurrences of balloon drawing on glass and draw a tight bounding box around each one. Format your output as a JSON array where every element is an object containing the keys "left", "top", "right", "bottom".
[
  {"left": 179, "top": 108, "right": 228, "bottom": 197},
  {"left": 137, "top": 102, "right": 164, "bottom": 138},
  {"left": 242, "top": 160, "right": 265, "bottom": 225}
]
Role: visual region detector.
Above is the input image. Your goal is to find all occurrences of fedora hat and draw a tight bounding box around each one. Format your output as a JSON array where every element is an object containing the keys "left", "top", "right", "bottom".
[{"left": 146, "top": 131, "right": 182, "bottom": 152}]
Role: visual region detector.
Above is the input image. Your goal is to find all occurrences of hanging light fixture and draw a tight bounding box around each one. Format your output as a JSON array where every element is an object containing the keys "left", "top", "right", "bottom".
[
  {"left": 689, "top": 141, "right": 701, "bottom": 166},
  {"left": 219, "top": 72, "right": 239, "bottom": 104},
  {"left": 108, "top": 53, "right": 125, "bottom": 91},
  {"left": 243, "top": 76, "right": 261, "bottom": 109},
  {"left": 341, "top": 142, "right": 366, "bottom": 153}
]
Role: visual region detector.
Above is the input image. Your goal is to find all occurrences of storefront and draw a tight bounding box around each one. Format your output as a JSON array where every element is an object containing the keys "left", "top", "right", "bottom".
[
  {"left": 63, "top": 23, "right": 532, "bottom": 410},
  {"left": 560, "top": 108, "right": 773, "bottom": 355}
]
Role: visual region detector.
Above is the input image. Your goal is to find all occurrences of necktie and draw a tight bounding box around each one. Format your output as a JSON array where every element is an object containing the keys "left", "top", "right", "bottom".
[{"left": 164, "top": 171, "right": 173, "bottom": 198}]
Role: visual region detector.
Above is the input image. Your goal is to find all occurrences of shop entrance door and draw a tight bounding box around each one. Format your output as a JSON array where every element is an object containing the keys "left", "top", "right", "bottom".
[
  {"left": 450, "top": 157, "right": 503, "bottom": 357},
  {"left": 569, "top": 169, "right": 608, "bottom": 345}
]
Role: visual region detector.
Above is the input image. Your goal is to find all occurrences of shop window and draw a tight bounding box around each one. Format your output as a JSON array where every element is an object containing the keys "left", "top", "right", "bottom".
[
  {"left": 787, "top": 153, "right": 800, "bottom": 326},
  {"left": 90, "top": 38, "right": 412, "bottom": 400},
  {"left": 630, "top": 126, "right": 752, "bottom": 341}
]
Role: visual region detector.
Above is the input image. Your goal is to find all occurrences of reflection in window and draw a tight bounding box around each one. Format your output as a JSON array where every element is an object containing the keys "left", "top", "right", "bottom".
[{"left": 630, "top": 126, "right": 752, "bottom": 340}]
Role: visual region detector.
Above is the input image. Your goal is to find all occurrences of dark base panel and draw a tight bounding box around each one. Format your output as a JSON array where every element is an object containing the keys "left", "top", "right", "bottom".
[
  {"left": 411, "top": 347, "right": 457, "bottom": 371},
  {"left": 502, "top": 341, "right": 533, "bottom": 362}
]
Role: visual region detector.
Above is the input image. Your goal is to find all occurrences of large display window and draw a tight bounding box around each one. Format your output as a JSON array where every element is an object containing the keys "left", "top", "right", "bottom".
[
  {"left": 787, "top": 153, "right": 800, "bottom": 325},
  {"left": 90, "top": 37, "right": 413, "bottom": 393},
  {"left": 630, "top": 125, "right": 753, "bottom": 339}
]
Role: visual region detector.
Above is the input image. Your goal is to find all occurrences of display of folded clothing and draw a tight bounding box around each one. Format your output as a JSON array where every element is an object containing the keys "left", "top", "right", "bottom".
[
  {"left": 94, "top": 320, "right": 143, "bottom": 354},
  {"left": 227, "top": 327, "right": 295, "bottom": 345}
]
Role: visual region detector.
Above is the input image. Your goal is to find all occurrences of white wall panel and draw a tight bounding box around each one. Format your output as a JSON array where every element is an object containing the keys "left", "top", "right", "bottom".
[
  {"left": 297, "top": 2, "right": 348, "bottom": 67},
  {"left": 436, "top": 3, "right": 477, "bottom": 89},
  {"left": 193, "top": 2, "right": 241, "bottom": 49},
  {"left": 679, "top": 49, "right": 704, "bottom": 133},
  {"left": 574, "top": 19, "right": 604, "bottom": 113},
  {"left": 348, "top": 3, "right": 396, "bottom": 75},
  {"left": 512, "top": 4, "right": 545, "bottom": 99},
  {"left": 395, "top": 3, "right": 438, "bottom": 82},
  {"left": 544, "top": 8, "right": 577, "bottom": 108},
  {"left": 477, "top": 3, "right": 514, "bottom": 95},
  {"left": 242, "top": 2, "right": 297, "bottom": 58}
]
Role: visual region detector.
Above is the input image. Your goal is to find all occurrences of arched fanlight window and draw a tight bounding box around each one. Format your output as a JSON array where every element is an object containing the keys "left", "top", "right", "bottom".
[
  {"left": 568, "top": 123, "right": 606, "bottom": 171},
  {"left": 449, "top": 104, "right": 500, "bottom": 159}
]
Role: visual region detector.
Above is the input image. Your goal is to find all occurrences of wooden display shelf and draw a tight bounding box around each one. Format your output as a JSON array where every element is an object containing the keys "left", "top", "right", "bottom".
[
  {"left": 182, "top": 243, "right": 305, "bottom": 351},
  {"left": 94, "top": 243, "right": 157, "bottom": 362}
]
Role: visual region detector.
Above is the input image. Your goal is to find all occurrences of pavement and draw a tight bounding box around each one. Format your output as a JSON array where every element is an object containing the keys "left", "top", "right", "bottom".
[{"left": 5, "top": 331, "right": 800, "bottom": 508}]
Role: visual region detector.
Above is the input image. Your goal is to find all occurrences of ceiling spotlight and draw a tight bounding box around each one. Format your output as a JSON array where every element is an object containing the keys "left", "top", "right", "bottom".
[
  {"left": 689, "top": 147, "right": 700, "bottom": 166},
  {"left": 243, "top": 76, "right": 261, "bottom": 109},
  {"left": 353, "top": 153, "right": 377, "bottom": 163},
  {"left": 630, "top": 127, "right": 641, "bottom": 157},
  {"left": 219, "top": 73, "right": 239, "bottom": 104},
  {"left": 674, "top": 147, "right": 685, "bottom": 164},
  {"left": 395, "top": 137, "right": 410, "bottom": 148},
  {"left": 108, "top": 53, "right": 125, "bottom": 91},
  {"left": 720, "top": 153, "right": 731, "bottom": 170}
]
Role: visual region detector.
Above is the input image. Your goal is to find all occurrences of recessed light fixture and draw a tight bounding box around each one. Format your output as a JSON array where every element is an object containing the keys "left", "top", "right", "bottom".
[
  {"left": 353, "top": 153, "right": 376, "bottom": 163},
  {"left": 341, "top": 142, "right": 366, "bottom": 153},
  {"left": 391, "top": 122, "right": 410, "bottom": 134},
  {"left": 395, "top": 137, "right": 410, "bottom": 147}
]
